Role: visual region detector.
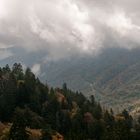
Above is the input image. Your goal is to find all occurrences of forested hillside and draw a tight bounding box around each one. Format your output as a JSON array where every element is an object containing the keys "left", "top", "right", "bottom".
[
  {"left": 43, "top": 48, "right": 140, "bottom": 113},
  {"left": 0, "top": 63, "right": 140, "bottom": 140}
]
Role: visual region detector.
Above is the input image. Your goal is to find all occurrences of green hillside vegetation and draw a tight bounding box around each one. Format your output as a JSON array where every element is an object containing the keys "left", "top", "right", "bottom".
[{"left": 0, "top": 63, "right": 140, "bottom": 139}]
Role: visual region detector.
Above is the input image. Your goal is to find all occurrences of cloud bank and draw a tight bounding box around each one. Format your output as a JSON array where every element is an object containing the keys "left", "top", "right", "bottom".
[{"left": 0, "top": 0, "right": 140, "bottom": 62}]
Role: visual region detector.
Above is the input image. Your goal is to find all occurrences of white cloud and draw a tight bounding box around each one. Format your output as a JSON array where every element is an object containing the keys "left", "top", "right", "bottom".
[
  {"left": 0, "top": 0, "right": 140, "bottom": 61},
  {"left": 107, "top": 11, "right": 133, "bottom": 36},
  {"left": 31, "top": 64, "right": 41, "bottom": 76}
]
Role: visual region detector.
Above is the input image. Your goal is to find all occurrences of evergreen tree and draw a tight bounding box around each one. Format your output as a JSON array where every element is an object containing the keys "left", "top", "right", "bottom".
[{"left": 9, "top": 108, "right": 29, "bottom": 140}]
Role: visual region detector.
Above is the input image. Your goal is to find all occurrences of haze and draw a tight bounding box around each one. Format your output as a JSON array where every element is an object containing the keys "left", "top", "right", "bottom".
[{"left": 0, "top": 0, "right": 140, "bottom": 74}]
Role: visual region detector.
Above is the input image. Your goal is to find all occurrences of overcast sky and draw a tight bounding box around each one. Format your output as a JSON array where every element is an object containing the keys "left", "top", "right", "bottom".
[{"left": 0, "top": 0, "right": 140, "bottom": 74}]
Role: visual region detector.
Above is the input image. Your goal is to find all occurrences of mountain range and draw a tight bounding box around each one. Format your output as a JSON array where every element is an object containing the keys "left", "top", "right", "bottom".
[
  {"left": 1, "top": 47, "right": 140, "bottom": 114},
  {"left": 42, "top": 47, "right": 140, "bottom": 114}
]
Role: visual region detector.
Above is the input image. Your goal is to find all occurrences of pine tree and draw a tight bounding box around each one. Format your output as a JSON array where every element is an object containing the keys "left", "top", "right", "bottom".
[{"left": 9, "top": 108, "right": 29, "bottom": 140}]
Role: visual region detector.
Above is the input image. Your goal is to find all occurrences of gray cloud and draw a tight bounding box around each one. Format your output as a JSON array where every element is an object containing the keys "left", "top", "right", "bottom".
[
  {"left": 0, "top": 48, "right": 13, "bottom": 60},
  {"left": 0, "top": 0, "right": 140, "bottom": 62}
]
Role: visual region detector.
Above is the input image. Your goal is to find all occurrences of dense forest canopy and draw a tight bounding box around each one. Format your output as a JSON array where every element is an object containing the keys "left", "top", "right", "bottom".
[{"left": 0, "top": 63, "right": 140, "bottom": 140}]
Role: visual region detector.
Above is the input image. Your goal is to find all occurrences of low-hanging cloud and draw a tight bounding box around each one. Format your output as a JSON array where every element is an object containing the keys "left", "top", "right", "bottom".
[
  {"left": 31, "top": 63, "right": 41, "bottom": 76},
  {"left": 0, "top": 0, "right": 140, "bottom": 62}
]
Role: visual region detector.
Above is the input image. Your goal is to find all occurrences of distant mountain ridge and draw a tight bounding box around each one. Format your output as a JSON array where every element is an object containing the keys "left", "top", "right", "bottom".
[
  {"left": 0, "top": 47, "right": 140, "bottom": 114},
  {"left": 42, "top": 47, "right": 140, "bottom": 113}
]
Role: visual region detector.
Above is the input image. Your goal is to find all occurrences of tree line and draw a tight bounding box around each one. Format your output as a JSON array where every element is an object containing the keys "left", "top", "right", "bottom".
[{"left": 0, "top": 63, "right": 140, "bottom": 140}]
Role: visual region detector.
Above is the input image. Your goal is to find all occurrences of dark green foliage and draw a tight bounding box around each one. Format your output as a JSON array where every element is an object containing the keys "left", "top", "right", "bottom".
[
  {"left": 9, "top": 108, "right": 29, "bottom": 140},
  {"left": 41, "top": 125, "right": 52, "bottom": 140},
  {"left": 0, "top": 63, "right": 140, "bottom": 140}
]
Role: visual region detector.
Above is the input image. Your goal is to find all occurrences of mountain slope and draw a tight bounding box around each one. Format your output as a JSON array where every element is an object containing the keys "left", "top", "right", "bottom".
[{"left": 43, "top": 47, "right": 140, "bottom": 112}]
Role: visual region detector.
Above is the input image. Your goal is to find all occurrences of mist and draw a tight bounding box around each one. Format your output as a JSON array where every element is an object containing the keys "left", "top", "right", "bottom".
[{"left": 0, "top": 0, "right": 140, "bottom": 66}]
